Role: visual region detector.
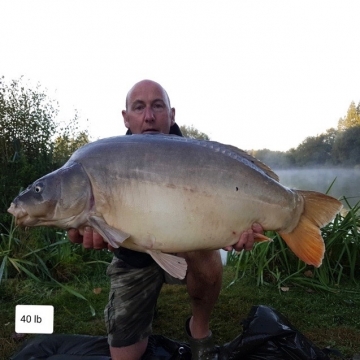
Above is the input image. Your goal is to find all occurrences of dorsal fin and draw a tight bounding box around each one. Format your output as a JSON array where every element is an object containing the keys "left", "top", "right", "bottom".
[{"left": 222, "top": 144, "right": 280, "bottom": 182}]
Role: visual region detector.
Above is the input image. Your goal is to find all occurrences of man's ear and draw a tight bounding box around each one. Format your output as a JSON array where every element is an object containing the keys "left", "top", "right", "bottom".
[
  {"left": 170, "top": 107, "right": 176, "bottom": 126},
  {"left": 122, "top": 110, "right": 129, "bottom": 128}
]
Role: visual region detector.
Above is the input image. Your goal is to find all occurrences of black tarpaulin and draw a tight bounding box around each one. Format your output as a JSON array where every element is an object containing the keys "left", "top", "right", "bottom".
[{"left": 10, "top": 305, "right": 342, "bottom": 360}]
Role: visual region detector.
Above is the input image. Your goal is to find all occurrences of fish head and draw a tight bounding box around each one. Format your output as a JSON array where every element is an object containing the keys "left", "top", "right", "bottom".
[{"left": 8, "top": 161, "right": 92, "bottom": 229}]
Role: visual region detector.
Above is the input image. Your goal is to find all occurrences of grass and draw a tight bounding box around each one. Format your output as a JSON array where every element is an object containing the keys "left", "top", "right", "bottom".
[
  {"left": 0, "top": 222, "right": 113, "bottom": 317},
  {"left": 1, "top": 266, "right": 360, "bottom": 359},
  {"left": 228, "top": 199, "right": 360, "bottom": 292}
]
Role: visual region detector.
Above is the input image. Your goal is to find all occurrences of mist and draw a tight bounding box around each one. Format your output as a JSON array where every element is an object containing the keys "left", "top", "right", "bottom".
[{"left": 275, "top": 168, "right": 360, "bottom": 208}]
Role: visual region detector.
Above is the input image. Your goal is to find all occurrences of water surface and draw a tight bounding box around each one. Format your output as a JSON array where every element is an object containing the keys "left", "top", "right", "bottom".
[{"left": 276, "top": 168, "right": 360, "bottom": 208}]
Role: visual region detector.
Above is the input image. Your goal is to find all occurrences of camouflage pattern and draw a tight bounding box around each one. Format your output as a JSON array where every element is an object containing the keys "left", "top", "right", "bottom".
[{"left": 105, "top": 256, "right": 183, "bottom": 347}]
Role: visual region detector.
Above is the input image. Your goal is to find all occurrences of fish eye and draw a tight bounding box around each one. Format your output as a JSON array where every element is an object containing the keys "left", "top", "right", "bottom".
[{"left": 33, "top": 183, "right": 43, "bottom": 193}]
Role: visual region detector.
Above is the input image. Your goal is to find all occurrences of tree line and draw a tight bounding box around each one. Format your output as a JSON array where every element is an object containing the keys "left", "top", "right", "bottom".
[{"left": 250, "top": 101, "right": 360, "bottom": 169}]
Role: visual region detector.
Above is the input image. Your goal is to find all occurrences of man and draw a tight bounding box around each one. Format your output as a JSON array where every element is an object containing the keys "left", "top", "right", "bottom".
[{"left": 68, "top": 80, "right": 263, "bottom": 360}]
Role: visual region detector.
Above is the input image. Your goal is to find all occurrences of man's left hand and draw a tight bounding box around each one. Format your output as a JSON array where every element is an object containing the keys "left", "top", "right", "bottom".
[{"left": 223, "top": 223, "right": 264, "bottom": 252}]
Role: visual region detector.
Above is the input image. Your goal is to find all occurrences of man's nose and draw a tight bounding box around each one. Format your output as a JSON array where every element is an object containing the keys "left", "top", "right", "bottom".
[{"left": 144, "top": 106, "right": 155, "bottom": 121}]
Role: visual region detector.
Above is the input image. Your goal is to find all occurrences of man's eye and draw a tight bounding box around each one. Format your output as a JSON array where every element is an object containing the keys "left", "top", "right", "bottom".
[
  {"left": 134, "top": 105, "right": 144, "bottom": 112},
  {"left": 153, "top": 103, "right": 164, "bottom": 111}
]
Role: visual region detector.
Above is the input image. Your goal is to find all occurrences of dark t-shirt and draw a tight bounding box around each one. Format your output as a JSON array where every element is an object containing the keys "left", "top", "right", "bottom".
[{"left": 113, "top": 124, "right": 183, "bottom": 267}]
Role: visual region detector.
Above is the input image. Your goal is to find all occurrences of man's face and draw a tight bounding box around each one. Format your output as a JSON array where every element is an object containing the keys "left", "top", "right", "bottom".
[{"left": 122, "top": 80, "right": 175, "bottom": 135}]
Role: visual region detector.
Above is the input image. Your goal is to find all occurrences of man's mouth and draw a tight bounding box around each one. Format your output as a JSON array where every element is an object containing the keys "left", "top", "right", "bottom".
[{"left": 142, "top": 129, "right": 160, "bottom": 134}]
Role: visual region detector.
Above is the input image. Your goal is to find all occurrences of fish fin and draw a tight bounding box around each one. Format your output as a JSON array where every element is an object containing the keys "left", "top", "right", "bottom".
[
  {"left": 222, "top": 144, "right": 280, "bottom": 181},
  {"left": 254, "top": 233, "right": 273, "bottom": 242},
  {"left": 147, "top": 250, "right": 188, "bottom": 280},
  {"left": 279, "top": 191, "right": 342, "bottom": 267},
  {"left": 88, "top": 215, "right": 130, "bottom": 248},
  {"left": 240, "top": 152, "right": 279, "bottom": 182}
]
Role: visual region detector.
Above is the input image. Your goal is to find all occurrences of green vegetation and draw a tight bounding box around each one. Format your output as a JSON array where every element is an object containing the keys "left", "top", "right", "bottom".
[
  {"left": 0, "top": 76, "right": 89, "bottom": 226},
  {"left": 0, "top": 219, "right": 112, "bottom": 315},
  {"left": 228, "top": 199, "right": 360, "bottom": 291},
  {"left": 180, "top": 124, "right": 210, "bottom": 140}
]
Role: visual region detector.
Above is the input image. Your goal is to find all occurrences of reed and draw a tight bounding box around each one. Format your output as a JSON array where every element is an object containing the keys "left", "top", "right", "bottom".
[
  {"left": 0, "top": 219, "right": 112, "bottom": 315},
  {"left": 228, "top": 199, "right": 360, "bottom": 291}
]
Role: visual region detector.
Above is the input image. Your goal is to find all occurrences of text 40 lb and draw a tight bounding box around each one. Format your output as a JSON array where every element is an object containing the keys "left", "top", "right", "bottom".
[
  {"left": 20, "top": 315, "right": 42, "bottom": 323},
  {"left": 15, "top": 305, "right": 54, "bottom": 334}
]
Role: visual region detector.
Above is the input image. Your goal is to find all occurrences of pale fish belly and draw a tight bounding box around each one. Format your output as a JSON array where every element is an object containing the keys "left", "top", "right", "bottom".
[{"left": 96, "top": 178, "right": 302, "bottom": 253}]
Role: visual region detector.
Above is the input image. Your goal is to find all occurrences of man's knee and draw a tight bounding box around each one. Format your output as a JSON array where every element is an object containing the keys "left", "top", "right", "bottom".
[
  {"left": 183, "top": 250, "right": 222, "bottom": 277},
  {"left": 110, "top": 338, "right": 148, "bottom": 360}
]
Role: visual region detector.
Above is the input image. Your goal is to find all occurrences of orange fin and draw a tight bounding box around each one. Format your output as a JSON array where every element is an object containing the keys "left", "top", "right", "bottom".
[
  {"left": 254, "top": 233, "right": 273, "bottom": 242},
  {"left": 279, "top": 191, "right": 342, "bottom": 267},
  {"left": 147, "top": 250, "right": 188, "bottom": 279}
]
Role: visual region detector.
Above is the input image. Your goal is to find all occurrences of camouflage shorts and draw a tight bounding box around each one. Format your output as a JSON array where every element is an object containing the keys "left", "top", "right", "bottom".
[{"left": 104, "top": 256, "right": 184, "bottom": 347}]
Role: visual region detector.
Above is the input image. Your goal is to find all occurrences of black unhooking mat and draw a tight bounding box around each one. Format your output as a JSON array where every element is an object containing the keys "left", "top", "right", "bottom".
[{"left": 10, "top": 305, "right": 342, "bottom": 360}]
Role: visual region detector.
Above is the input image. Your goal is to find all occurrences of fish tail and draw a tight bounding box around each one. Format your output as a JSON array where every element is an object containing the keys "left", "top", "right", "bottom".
[{"left": 279, "top": 191, "right": 342, "bottom": 267}]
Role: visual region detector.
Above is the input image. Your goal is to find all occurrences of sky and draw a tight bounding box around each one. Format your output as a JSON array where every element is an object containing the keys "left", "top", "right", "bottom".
[{"left": 1, "top": 0, "right": 360, "bottom": 151}]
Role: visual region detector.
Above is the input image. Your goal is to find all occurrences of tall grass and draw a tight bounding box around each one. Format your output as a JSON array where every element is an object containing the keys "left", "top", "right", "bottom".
[
  {"left": 0, "top": 220, "right": 112, "bottom": 314},
  {"left": 228, "top": 199, "right": 360, "bottom": 291}
]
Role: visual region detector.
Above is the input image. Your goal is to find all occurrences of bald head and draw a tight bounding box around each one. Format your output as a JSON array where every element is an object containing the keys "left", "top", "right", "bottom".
[
  {"left": 125, "top": 80, "right": 171, "bottom": 110},
  {"left": 122, "top": 79, "right": 175, "bottom": 135}
]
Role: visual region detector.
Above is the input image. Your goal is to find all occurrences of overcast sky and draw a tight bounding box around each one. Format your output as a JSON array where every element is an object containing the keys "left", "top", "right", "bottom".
[{"left": 1, "top": 0, "right": 359, "bottom": 151}]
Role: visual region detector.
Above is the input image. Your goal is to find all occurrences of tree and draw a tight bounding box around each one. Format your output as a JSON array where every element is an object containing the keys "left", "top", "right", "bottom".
[
  {"left": 291, "top": 131, "right": 335, "bottom": 167},
  {"left": 180, "top": 124, "right": 210, "bottom": 140},
  {"left": 332, "top": 125, "right": 360, "bottom": 166},
  {"left": 0, "top": 76, "right": 58, "bottom": 173},
  {"left": 337, "top": 101, "right": 360, "bottom": 131},
  {"left": 0, "top": 76, "right": 88, "bottom": 223},
  {"left": 52, "top": 110, "right": 89, "bottom": 166},
  {"left": 0, "top": 76, "right": 60, "bottom": 218}
]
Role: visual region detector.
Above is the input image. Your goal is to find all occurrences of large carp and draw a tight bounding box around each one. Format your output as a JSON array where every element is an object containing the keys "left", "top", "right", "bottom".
[{"left": 8, "top": 134, "right": 342, "bottom": 279}]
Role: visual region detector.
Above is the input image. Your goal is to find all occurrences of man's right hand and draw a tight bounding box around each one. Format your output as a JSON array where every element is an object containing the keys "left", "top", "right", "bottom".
[{"left": 67, "top": 227, "right": 113, "bottom": 250}]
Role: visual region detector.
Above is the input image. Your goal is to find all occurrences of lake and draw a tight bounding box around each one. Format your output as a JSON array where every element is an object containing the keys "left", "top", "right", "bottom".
[{"left": 275, "top": 168, "right": 360, "bottom": 208}]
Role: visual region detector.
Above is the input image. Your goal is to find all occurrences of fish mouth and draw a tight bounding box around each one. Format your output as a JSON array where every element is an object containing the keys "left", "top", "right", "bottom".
[
  {"left": 7, "top": 202, "right": 23, "bottom": 217},
  {"left": 7, "top": 203, "right": 31, "bottom": 225}
]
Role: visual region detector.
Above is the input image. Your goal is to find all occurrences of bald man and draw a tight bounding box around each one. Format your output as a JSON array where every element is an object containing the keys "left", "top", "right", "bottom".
[{"left": 68, "top": 80, "right": 263, "bottom": 360}]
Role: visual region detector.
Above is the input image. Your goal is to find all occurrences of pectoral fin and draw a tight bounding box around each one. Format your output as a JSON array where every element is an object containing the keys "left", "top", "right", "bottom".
[
  {"left": 88, "top": 214, "right": 130, "bottom": 248},
  {"left": 147, "top": 250, "right": 188, "bottom": 280}
]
